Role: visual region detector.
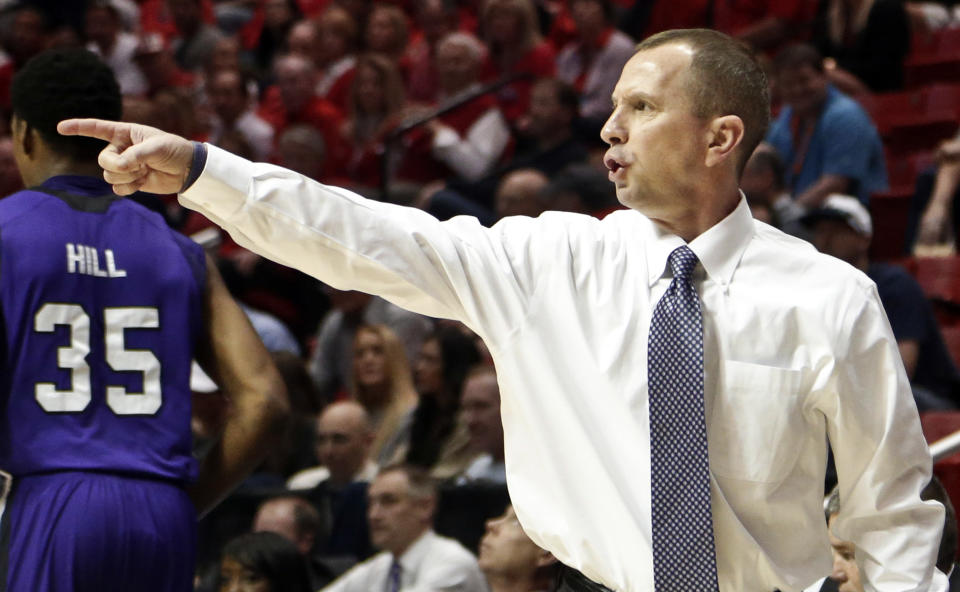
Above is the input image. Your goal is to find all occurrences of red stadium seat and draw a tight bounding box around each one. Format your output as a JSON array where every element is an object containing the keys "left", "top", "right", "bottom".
[
  {"left": 906, "top": 27, "right": 960, "bottom": 87},
  {"left": 869, "top": 191, "right": 913, "bottom": 261}
]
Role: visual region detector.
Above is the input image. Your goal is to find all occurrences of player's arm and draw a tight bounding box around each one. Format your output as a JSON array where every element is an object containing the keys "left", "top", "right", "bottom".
[{"left": 188, "top": 253, "right": 289, "bottom": 516}]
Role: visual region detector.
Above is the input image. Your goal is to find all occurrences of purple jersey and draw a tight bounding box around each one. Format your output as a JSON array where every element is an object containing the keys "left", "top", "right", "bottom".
[{"left": 0, "top": 176, "right": 204, "bottom": 484}]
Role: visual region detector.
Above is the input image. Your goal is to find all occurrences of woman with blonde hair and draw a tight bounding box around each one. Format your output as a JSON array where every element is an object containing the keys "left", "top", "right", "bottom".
[
  {"left": 479, "top": 0, "right": 555, "bottom": 121},
  {"left": 350, "top": 324, "right": 419, "bottom": 466},
  {"left": 341, "top": 52, "right": 408, "bottom": 188}
]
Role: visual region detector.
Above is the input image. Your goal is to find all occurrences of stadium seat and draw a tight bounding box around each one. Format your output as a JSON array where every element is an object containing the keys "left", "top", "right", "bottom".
[{"left": 906, "top": 26, "right": 960, "bottom": 87}]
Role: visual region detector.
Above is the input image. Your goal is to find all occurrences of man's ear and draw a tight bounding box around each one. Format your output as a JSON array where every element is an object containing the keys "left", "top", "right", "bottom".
[
  {"left": 705, "top": 114, "right": 745, "bottom": 168},
  {"left": 11, "top": 117, "right": 34, "bottom": 159}
]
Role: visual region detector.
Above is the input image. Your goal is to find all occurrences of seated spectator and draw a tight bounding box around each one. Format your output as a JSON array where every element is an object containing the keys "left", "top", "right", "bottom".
[
  {"left": 250, "top": 0, "right": 303, "bottom": 80},
  {"left": 322, "top": 464, "right": 488, "bottom": 591},
  {"left": 555, "top": 0, "right": 634, "bottom": 133},
  {"left": 804, "top": 477, "right": 956, "bottom": 591},
  {"left": 405, "top": 0, "right": 460, "bottom": 103},
  {"left": 351, "top": 325, "right": 420, "bottom": 466},
  {"left": 207, "top": 68, "right": 275, "bottom": 161},
  {"left": 257, "top": 53, "right": 346, "bottom": 179},
  {"left": 426, "top": 77, "right": 589, "bottom": 221},
  {"left": 314, "top": 6, "right": 360, "bottom": 111},
  {"left": 253, "top": 496, "right": 323, "bottom": 556},
  {"left": 308, "top": 289, "right": 434, "bottom": 403},
  {"left": 456, "top": 366, "right": 506, "bottom": 485},
  {"left": 364, "top": 3, "right": 410, "bottom": 68},
  {"left": 494, "top": 168, "right": 550, "bottom": 220},
  {"left": 540, "top": 163, "right": 620, "bottom": 217},
  {"left": 168, "top": 0, "right": 224, "bottom": 72},
  {"left": 478, "top": 505, "right": 558, "bottom": 592},
  {"left": 132, "top": 32, "right": 198, "bottom": 98},
  {"left": 479, "top": 0, "right": 556, "bottom": 122},
  {"left": 810, "top": 0, "right": 911, "bottom": 94},
  {"left": 765, "top": 44, "right": 887, "bottom": 208},
  {"left": 741, "top": 145, "right": 809, "bottom": 238},
  {"left": 219, "top": 531, "right": 313, "bottom": 592},
  {"left": 399, "top": 32, "right": 512, "bottom": 184},
  {"left": 85, "top": 0, "right": 148, "bottom": 96},
  {"left": 341, "top": 53, "right": 408, "bottom": 190},
  {"left": 276, "top": 123, "right": 328, "bottom": 180},
  {"left": 407, "top": 326, "right": 482, "bottom": 473},
  {"left": 253, "top": 495, "right": 353, "bottom": 589},
  {"left": 287, "top": 400, "right": 378, "bottom": 491},
  {"left": 912, "top": 134, "right": 960, "bottom": 252},
  {"left": 804, "top": 194, "right": 960, "bottom": 410},
  {"left": 711, "top": 0, "right": 813, "bottom": 54}
]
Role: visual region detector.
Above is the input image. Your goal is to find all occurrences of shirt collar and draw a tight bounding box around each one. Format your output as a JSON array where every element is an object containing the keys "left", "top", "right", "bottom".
[
  {"left": 394, "top": 529, "right": 435, "bottom": 575},
  {"left": 40, "top": 175, "right": 113, "bottom": 196},
  {"left": 644, "top": 194, "right": 754, "bottom": 287}
]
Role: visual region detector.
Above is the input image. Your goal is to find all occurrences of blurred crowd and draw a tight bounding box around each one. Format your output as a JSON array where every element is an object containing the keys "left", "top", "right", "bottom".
[{"left": 1, "top": 0, "right": 960, "bottom": 590}]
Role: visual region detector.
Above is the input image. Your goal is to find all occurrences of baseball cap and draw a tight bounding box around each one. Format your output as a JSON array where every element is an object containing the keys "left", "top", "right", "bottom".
[{"left": 800, "top": 194, "right": 872, "bottom": 237}]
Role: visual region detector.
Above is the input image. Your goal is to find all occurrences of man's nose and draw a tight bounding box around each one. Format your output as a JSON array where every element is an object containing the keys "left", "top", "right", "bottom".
[{"left": 600, "top": 110, "right": 625, "bottom": 145}]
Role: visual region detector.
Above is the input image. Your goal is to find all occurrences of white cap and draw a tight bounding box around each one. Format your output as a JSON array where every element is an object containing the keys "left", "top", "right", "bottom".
[{"left": 807, "top": 193, "right": 873, "bottom": 237}]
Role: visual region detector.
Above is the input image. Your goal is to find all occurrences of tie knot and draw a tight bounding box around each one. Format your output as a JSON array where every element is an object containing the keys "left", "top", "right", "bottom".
[{"left": 668, "top": 245, "right": 698, "bottom": 282}]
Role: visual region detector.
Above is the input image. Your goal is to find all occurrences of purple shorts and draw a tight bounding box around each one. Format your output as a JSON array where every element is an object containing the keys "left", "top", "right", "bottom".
[{"left": 1, "top": 471, "right": 196, "bottom": 592}]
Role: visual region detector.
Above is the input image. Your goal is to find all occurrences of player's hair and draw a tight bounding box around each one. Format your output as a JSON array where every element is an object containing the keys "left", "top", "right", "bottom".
[
  {"left": 221, "top": 532, "right": 312, "bottom": 592},
  {"left": 634, "top": 29, "right": 770, "bottom": 178},
  {"left": 11, "top": 48, "right": 121, "bottom": 161}
]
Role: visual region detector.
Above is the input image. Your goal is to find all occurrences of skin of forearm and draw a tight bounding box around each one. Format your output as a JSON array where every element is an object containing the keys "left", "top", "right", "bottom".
[{"left": 796, "top": 175, "right": 851, "bottom": 208}]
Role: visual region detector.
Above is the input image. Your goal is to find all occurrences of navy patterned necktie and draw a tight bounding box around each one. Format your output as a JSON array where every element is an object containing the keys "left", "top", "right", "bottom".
[
  {"left": 648, "top": 245, "right": 719, "bottom": 591},
  {"left": 386, "top": 559, "right": 402, "bottom": 592}
]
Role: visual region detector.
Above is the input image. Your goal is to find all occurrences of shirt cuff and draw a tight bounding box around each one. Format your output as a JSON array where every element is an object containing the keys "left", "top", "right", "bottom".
[{"left": 181, "top": 142, "right": 208, "bottom": 193}]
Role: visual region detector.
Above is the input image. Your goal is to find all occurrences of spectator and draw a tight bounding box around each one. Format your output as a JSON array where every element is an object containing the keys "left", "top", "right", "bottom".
[
  {"left": 402, "top": 32, "right": 511, "bottom": 184},
  {"left": 207, "top": 68, "right": 275, "bottom": 161},
  {"left": 322, "top": 464, "right": 488, "bottom": 591},
  {"left": 341, "top": 52, "right": 408, "bottom": 189},
  {"left": 494, "top": 168, "right": 549, "bottom": 219},
  {"left": 364, "top": 3, "right": 410, "bottom": 66},
  {"left": 478, "top": 505, "right": 558, "bottom": 592},
  {"left": 805, "top": 477, "right": 958, "bottom": 592},
  {"left": 539, "top": 162, "right": 620, "bottom": 217},
  {"left": 257, "top": 53, "right": 346, "bottom": 179},
  {"left": 555, "top": 0, "right": 634, "bottom": 130},
  {"left": 276, "top": 123, "right": 327, "bottom": 179},
  {"left": 132, "top": 32, "right": 198, "bottom": 97},
  {"left": 308, "top": 288, "right": 434, "bottom": 403},
  {"left": 85, "top": 0, "right": 148, "bottom": 96},
  {"left": 711, "top": 0, "right": 813, "bottom": 53},
  {"left": 456, "top": 366, "right": 506, "bottom": 484},
  {"left": 219, "top": 531, "right": 313, "bottom": 592},
  {"left": 479, "top": 0, "right": 556, "bottom": 122},
  {"left": 168, "top": 0, "right": 224, "bottom": 72},
  {"left": 253, "top": 496, "right": 323, "bottom": 556},
  {"left": 407, "top": 326, "right": 482, "bottom": 473},
  {"left": 287, "top": 400, "right": 378, "bottom": 491},
  {"left": 913, "top": 134, "right": 960, "bottom": 252},
  {"left": 810, "top": 0, "right": 911, "bottom": 94},
  {"left": 766, "top": 43, "right": 887, "bottom": 208},
  {"left": 804, "top": 194, "right": 960, "bottom": 411},
  {"left": 0, "top": 136, "right": 24, "bottom": 197},
  {"left": 315, "top": 6, "right": 360, "bottom": 111},
  {"left": 250, "top": 0, "right": 302, "bottom": 79},
  {"left": 425, "top": 77, "right": 589, "bottom": 222},
  {"left": 405, "top": 0, "right": 460, "bottom": 103},
  {"left": 741, "top": 145, "right": 809, "bottom": 238},
  {"left": 351, "top": 324, "right": 420, "bottom": 466}
]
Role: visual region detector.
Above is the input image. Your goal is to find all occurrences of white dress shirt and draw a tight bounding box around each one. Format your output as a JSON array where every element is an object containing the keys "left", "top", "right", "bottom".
[
  {"left": 322, "top": 530, "right": 488, "bottom": 592},
  {"left": 182, "top": 145, "right": 944, "bottom": 592}
]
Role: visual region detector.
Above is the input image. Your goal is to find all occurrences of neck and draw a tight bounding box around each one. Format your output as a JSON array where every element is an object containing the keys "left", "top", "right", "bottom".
[
  {"left": 22, "top": 159, "right": 103, "bottom": 188},
  {"left": 486, "top": 573, "right": 538, "bottom": 592},
  {"left": 651, "top": 181, "right": 740, "bottom": 242},
  {"left": 391, "top": 527, "right": 429, "bottom": 558}
]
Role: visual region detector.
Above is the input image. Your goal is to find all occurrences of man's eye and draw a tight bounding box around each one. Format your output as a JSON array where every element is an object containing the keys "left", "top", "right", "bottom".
[{"left": 635, "top": 102, "right": 647, "bottom": 111}]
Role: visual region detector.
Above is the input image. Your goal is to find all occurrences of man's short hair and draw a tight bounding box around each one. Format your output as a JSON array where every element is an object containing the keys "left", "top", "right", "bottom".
[
  {"left": 378, "top": 463, "right": 438, "bottom": 500},
  {"left": 11, "top": 48, "right": 121, "bottom": 160},
  {"left": 773, "top": 43, "right": 825, "bottom": 75},
  {"left": 634, "top": 29, "right": 770, "bottom": 177}
]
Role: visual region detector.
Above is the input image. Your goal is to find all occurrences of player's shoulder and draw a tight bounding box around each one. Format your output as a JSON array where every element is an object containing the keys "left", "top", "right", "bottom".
[{"left": 0, "top": 188, "right": 56, "bottom": 225}]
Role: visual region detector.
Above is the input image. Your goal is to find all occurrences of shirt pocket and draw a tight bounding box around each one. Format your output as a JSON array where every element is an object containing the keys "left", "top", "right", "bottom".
[{"left": 708, "top": 360, "right": 805, "bottom": 483}]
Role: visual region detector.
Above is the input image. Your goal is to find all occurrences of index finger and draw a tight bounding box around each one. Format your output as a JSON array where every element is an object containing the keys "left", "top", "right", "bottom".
[{"left": 57, "top": 118, "right": 129, "bottom": 143}]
